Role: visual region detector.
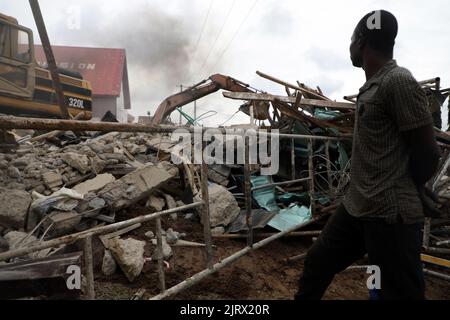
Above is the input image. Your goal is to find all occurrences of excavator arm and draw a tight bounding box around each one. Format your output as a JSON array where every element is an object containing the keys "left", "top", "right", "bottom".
[{"left": 151, "top": 74, "right": 268, "bottom": 125}]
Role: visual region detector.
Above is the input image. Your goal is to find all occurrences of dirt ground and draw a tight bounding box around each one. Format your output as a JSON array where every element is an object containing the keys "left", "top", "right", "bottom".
[{"left": 92, "top": 206, "right": 450, "bottom": 300}]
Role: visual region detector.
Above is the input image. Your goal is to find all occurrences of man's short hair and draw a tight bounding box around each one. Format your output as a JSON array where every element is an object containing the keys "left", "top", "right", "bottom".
[{"left": 355, "top": 10, "right": 398, "bottom": 57}]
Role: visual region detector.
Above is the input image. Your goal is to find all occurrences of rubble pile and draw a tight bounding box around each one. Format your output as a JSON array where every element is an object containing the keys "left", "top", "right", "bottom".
[
  {"left": 0, "top": 131, "right": 184, "bottom": 260},
  {"left": 0, "top": 71, "right": 448, "bottom": 299}
]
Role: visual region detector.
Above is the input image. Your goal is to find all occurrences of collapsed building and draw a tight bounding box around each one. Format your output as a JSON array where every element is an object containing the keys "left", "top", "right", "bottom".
[{"left": 0, "top": 69, "right": 449, "bottom": 299}]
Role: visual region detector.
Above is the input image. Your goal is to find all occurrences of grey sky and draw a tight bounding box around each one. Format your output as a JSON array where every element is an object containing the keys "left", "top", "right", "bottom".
[{"left": 1, "top": 0, "right": 449, "bottom": 126}]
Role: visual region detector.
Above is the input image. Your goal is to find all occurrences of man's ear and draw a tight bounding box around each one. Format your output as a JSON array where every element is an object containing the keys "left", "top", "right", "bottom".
[{"left": 358, "top": 36, "right": 367, "bottom": 50}]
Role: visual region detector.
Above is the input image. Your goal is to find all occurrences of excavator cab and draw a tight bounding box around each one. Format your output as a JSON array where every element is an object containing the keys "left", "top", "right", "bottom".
[{"left": 0, "top": 13, "right": 35, "bottom": 99}]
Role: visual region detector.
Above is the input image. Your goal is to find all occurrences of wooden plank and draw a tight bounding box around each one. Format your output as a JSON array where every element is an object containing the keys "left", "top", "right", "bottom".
[
  {"left": 421, "top": 253, "right": 450, "bottom": 268},
  {"left": 201, "top": 158, "right": 214, "bottom": 268},
  {"left": 244, "top": 136, "right": 253, "bottom": 247},
  {"left": 0, "top": 252, "right": 82, "bottom": 281},
  {"left": 421, "top": 254, "right": 450, "bottom": 268},
  {"left": 223, "top": 92, "right": 355, "bottom": 110},
  {"left": 29, "top": 0, "right": 71, "bottom": 119},
  {"left": 83, "top": 236, "right": 95, "bottom": 300},
  {"left": 155, "top": 217, "right": 166, "bottom": 292},
  {"left": 256, "top": 71, "right": 331, "bottom": 101}
]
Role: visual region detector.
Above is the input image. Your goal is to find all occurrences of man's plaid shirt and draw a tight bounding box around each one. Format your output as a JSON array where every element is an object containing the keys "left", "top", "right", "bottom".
[{"left": 343, "top": 60, "right": 433, "bottom": 224}]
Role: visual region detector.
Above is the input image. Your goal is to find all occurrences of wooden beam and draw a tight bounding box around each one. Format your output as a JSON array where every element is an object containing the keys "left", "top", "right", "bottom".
[
  {"left": 29, "top": 0, "right": 71, "bottom": 119},
  {"left": 201, "top": 157, "right": 214, "bottom": 269},
  {"left": 0, "top": 252, "right": 82, "bottom": 281},
  {"left": 256, "top": 71, "right": 331, "bottom": 101},
  {"left": 421, "top": 254, "right": 450, "bottom": 268},
  {"left": 83, "top": 236, "right": 95, "bottom": 300},
  {"left": 223, "top": 92, "right": 355, "bottom": 110}
]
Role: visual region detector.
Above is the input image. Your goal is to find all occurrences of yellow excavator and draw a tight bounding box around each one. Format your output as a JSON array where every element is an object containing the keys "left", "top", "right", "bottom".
[{"left": 0, "top": 12, "right": 92, "bottom": 119}]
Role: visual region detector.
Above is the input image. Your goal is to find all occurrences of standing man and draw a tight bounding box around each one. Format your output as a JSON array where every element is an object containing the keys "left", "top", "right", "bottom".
[{"left": 295, "top": 10, "right": 441, "bottom": 300}]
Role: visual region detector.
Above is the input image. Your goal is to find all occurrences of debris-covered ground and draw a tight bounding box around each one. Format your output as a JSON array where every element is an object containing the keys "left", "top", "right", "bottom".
[
  {"left": 92, "top": 208, "right": 450, "bottom": 300},
  {"left": 0, "top": 73, "right": 449, "bottom": 300}
]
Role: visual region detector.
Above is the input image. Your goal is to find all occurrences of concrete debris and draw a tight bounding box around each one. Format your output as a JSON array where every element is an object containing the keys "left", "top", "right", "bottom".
[
  {"left": 42, "top": 171, "right": 63, "bottom": 190},
  {"left": 164, "top": 194, "right": 178, "bottom": 220},
  {"left": 0, "top": 160, "right": 7, "bottom": 169},
  {"left": 108, "top": 237, "right": 146, "bottom": 282},
  {"left": 4, "top": 231, "right": 51, "bottom": 259},
  {"left": 102, "top": 249, "right": 117, "bottom": 276},
  {"left": 61, "top": 152, "right": 90, "bottom": 174},
  {"left": 211, "top": 226, "right": 225, "bottom": 236},
  {"left": 90, "top": 156, "right": 107, "bottom": 174},
  {"left": 0, "top": 188, "right": 31, "bottom": 229},
  {"left": 196, "top": 183, "right": 240, "bottom": 228},
  {"left": 88, "top": 197, "right": 106, "bottom": 210},
  {"left": 73, "top": 173, "right": 116, "bottom": 195},
  {"left": 99, "top": 164, "right": 173, "bottom": 210},
  {"left": 0, "top": 236, "right": 9, "bottom": 253},
  {"left": 176, "top": 200, "right": 185, "bottom": 207},
  {"left": 157, "top": 161, "right": 179, "bottom": 177},
  {"left": 146, "top": 195, "right": 165, "bottom": 212},
  {"left": 7, "top": 167, "right": 21, "bottom": 179},
  {"left": 165, "top": 228, "right": 179, "bottom": 245},
  {"left": 184, "top": 213, "right": 194, "bottom": 220},
  {"left": 151, "top": 237, "right": 173, "bottom": 260},
  {"left": 42, "top": 211, "right": 81, "bottom": 237},
  {"left": 164, "top": 194, "right": 177, "bottom": 209},
  {"left": 144, "top": 231, "right": 155, "bottom": 239}
]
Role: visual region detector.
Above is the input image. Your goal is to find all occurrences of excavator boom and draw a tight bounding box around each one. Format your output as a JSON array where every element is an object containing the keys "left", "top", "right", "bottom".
[{"left": 151, "top": 74, "right": 259, "bottom": 125}]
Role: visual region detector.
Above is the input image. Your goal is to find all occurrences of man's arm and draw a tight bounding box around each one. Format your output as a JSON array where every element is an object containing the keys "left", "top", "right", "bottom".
[
  {"left": 402, "top": 125, "right": 441, "bottom": 186},
  {"left": 384, "top": 68, "right": 442, "bottom": 217},
  {"left": 384, "top": 69, "right": 441, "bottom": 184}
]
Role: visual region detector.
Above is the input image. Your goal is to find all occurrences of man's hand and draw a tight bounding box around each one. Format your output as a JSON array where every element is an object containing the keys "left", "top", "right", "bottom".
[{"left": 417, "top": 185, "right": 442, "bottom": 218}]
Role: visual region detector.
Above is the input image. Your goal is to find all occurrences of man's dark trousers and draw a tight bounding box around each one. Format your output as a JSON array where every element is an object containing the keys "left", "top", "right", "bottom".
[{"left": 295, "top": 205, "right": 425, "bottom": 300}]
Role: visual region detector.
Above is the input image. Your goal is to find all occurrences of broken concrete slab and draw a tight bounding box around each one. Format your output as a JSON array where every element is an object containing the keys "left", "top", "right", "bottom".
[
  {"left": 88, "top": 197, "right": 106, "bottom": 210},
  {"left": 98, "top": 164, "right": 173, "bottom": 210},
  {"left": 0, "top": 188, "right": 31, "bottom": 229},
  {"left": 61, "top": 152, "right": 90, "bottom": 174},
  {"left": 145, "top": 195, "right": 165, "bottom": 212},
  {"left": 52, "top": 198, "right": 79, "bottom": 212},
  {"left": 73, "top": 173, "right": 116, "bottom": 195},
  {"left": 108, "top": 237, "right": 146, "bottom": 282},
  {"left": 196, "top": 183, "right": 240, "bottom": 228},
  {"left": 102, "top": 249, "right": 117, "bottom": 276},
  {"left": 42, "top": 211, "right": 81, "bottom": 237},
  {"left": 157, "top": 161, "right": 179, "bottom": 177},
  {"left": 42, "top": 171, "right": 63, "bottom": 189},
  {"left": 89, "top": 156, "right": 107, "bottom": 174}
]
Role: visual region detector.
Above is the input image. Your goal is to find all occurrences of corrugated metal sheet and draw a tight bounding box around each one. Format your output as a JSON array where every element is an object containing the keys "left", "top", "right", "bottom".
[{"left": 34, "top": 45, "right": 125, "bottom": 97}]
